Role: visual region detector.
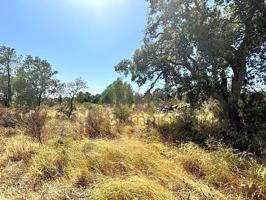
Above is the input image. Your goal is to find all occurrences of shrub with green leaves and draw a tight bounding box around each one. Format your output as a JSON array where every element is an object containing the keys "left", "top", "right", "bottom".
[
  {"left": 193, "top": 99, "right": 227, "bottom": 140},
  {"left": 156, "top": 108, "right": 199, "bottom": 143},
  {"left": 113, "top": 104, "right": 133, "bottom": 123}
]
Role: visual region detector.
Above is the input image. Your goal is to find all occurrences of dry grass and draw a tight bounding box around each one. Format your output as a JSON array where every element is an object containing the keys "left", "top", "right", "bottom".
[
  {"left": 3, "top": 134, "right": 39, "bottom": 162},
  {"left": 0, "top": 105, "right": 265, "bottom": 200},
  {"left": 89, "top": 176, "right": 175, "bottom": 200},
  {"left": 0, "top": 107, "right": 19, "bottom": 128}
]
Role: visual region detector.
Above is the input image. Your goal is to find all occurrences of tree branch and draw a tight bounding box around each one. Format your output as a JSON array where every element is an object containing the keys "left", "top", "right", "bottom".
[{"left": 145, "top": 71, "right": 164, "bottom": 96}]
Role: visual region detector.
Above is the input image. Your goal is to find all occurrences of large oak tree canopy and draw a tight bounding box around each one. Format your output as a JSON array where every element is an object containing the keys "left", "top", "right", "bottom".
[{"left": 115, "top": 0, "right": 265, "bottom": 129}]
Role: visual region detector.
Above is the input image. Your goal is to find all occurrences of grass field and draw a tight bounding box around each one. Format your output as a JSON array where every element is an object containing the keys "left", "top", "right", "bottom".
[{"left": 0, "top": 105, "right": 265, "bottom": 200}]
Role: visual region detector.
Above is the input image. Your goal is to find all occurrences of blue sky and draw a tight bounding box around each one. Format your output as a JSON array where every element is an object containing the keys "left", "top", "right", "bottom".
[{"left": 0, "top": 0, "right": 148, "bottom": 94}]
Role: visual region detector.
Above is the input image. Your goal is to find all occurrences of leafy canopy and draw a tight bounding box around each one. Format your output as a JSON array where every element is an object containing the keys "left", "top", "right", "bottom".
[
  {"left": 115, "top": 0, "right": 265, "bottom": 106},
  {"left": 14, "top": 55, "right": 58, "bottom": 108},
  {"left": 100, "top": 79, "right": 134, "bottom": 105}
]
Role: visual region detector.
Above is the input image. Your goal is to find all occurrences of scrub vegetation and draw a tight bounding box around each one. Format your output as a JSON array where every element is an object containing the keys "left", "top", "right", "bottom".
[{"left": 0, "top": 0, "right": 265, "bottom": 199}]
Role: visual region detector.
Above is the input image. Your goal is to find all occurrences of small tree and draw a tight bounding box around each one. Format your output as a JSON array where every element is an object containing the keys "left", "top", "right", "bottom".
[
  {"left": 63, "top": 78, "right": 87, "bottom": 118},
  {"left": 13, "top": 56, "right": 58, "bottom": 108},
  {"left": 100, "top": 79, "right": 134, "bottom": 105},
  {"left": 76, "top": 91, "right": 92, "bottom": 103},
  {"left": 0, "top": 46, "right": 19, "bottom": 107}
]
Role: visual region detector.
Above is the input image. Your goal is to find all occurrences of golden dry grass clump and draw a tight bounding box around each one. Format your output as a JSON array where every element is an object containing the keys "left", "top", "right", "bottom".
[
  {"left": 3, "top": 134, "right": 39, "bottom": 162},
  {"left": 89, "top": 176, "right": 174, "bottom": 200}
]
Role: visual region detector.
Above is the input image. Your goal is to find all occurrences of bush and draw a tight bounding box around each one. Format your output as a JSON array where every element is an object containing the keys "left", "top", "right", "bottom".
[
  {"left": 0, "top": 108, "right": 18, "bottom": 128},
  {"left": 156, "top": 100, "right": 229, "bottom": 145},
  {"left": 156, "top": 108, "right": 199, "bottom": 143},
  {"left": 236, "top": 93, "right": 266, "bottom": 156},
  {"left": 144, "top": 102, "right": 157, "bottom": 114},
  {"left": 85, "top": 106, "right": 117, "bottom": 138},
  {"left": 113, "top": 104, "right": 133, "bottom": 123},
  {"left": 23, "top": 109, "right": 48, "bottom": 143},
  {"left": 193, "top": 99, "right": 227, "bottom": 140}
]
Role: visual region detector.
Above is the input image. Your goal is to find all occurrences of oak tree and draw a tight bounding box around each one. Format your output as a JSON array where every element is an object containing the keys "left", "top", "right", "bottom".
[{"left": 115, "top": 0, "right": 266, "bottom": 131}]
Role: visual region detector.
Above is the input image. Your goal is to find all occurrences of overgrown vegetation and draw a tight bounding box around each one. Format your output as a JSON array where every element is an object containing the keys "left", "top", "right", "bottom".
[
  {"left": 85, "top": 106, "right": 117, "bottom": 139},
  {"left": 0, "top": 0, "right": 265, "bottom": 199},
  {"left": 116, "top": 0, "right": 266, "bottom": 148},
  {"left": 0, "top": 104, "right": 265, "bottom": 199},
  {"left": 100, "top": 79, "right": 134, "bottom": 105},
  {"left": 113, "top": 104, "right": 133, "bottom": 123},
  {"left": 22, "top": 109, "right": 48, "bottom": 143}
]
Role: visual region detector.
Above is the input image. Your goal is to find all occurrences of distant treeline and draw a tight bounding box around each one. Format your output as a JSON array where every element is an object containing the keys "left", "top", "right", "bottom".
[{"left": 0, "top": 45, "right": 182, "bottom": 109}]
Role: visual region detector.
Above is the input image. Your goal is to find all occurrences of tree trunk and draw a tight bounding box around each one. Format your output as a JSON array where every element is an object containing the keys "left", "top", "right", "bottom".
[
  {"left": 4, "top": 94, "right": 8, "bottom": 107},
  {"left": 37, "top": 91, "right": 43, "bottom": 107},
  {"left": 228, "top": 36, "right": 250, "bottom": 131},
  {"left": 68, "top": 97, "right": 74, "bottom": 118},
  {"left": 228, "top": 65, "right": 246, "bottom": 131},
  {"left": 7, "top": 61, "right": 11, "bottom": 107}
]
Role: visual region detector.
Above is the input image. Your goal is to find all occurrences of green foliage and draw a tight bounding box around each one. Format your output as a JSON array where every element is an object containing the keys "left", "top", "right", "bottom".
[
  {"left": 60, "top": 78, "right": 87, "bottom": 118},
  {"left": 232, "top": 93, "right": 266, "bottom": 155},
  {"left": 156, "top": 109, "right": 199, "bottom": 143},
  {"left": 115, "top": 0, "right": 266, "bottom": 130},
  {"left": 100, "top": 79, "right": 134, "bottom": 105},
  {"left": 90, "top": 94, "right": 101, "bottom": 104},
  {"left": 13, "top": 55, "right": 58, "bottom": 108},
  {"left": 113, "top": 104, "right": 133, "bottom": 123},
  {"left": 76, "top": 91, "right": 92, "bottom": 103},
  {"left": 0, "top": 46, "right": 18, "bottom": 107}
]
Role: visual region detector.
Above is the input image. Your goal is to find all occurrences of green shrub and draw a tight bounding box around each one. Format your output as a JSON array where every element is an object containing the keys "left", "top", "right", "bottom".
[
  {"left": 113, "top": 104, "right": 133, "bottom": 123},
  {"left": 193, "top": 99, "right": 227, "bottom": 140},
  {"left": 237, "top": 93, "right": 266, "bottom": 156},
  {"left": 156, "top": 108, "right": 199, "bottom": 143}
]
